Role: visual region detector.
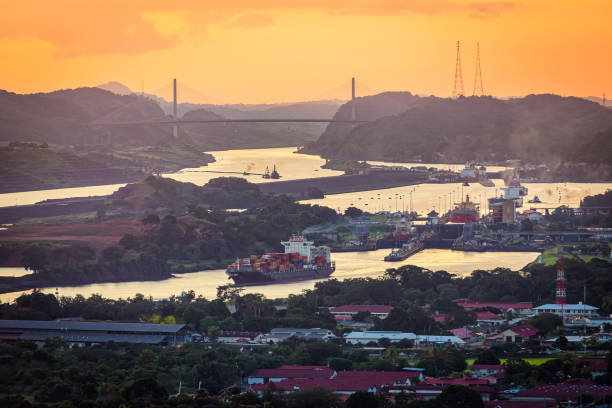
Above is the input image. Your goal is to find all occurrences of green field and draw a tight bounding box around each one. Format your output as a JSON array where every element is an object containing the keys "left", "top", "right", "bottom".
[
  {"left": 467, "top": 357, "right": 555, "bottom": 366},
  {"left": 534, "top": 243, "right": 612, "bottom": 266}
]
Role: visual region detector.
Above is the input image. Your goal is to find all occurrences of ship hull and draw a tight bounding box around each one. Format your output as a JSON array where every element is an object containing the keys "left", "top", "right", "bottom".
[{"left": 227, "top": 266, "right": 335, "bottom": 286}]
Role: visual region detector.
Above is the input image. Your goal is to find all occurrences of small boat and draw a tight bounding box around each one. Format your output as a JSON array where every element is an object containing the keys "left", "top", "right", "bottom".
[
  {"left": 528, "top": 195, "right": 542, "bottom": 203},
  {"left": 384, "top": 241, "right": 424, "bottom": 262}
]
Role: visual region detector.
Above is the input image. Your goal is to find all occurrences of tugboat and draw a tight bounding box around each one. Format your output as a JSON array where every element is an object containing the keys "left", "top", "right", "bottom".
[
  {"left": 384, "top": 240, "right": 424, "bottom": 262},
  {"left": 226, "top": 235, "right": 334, "bottom": 285},
  {"left": 262, "top": 165, "right": 281, "bottom": 179},
  {"left": 528, "top": 195, "right": 542, "bottom": 203}
]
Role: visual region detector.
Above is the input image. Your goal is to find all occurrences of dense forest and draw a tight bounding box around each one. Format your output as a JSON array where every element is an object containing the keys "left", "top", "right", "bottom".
[
  {"left": 0, "top": 177, "right": 338, "bottom": 290},
  {"left": 302, "top": 93, "right": 612, "bottom": 179},
  {"left": 3, "top": 257, "right": 611, "bottom": 334},
  {"left": 1, "top": 259, "right": 611, "bottom": 407}
]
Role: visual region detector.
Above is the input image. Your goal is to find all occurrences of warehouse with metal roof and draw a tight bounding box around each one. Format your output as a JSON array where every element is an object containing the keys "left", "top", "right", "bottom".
[{"left": 0, "top": 320, "right": 187, "bottom": 346}]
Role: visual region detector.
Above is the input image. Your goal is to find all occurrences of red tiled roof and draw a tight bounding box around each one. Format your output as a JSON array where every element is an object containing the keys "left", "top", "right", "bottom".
[
  {"left": 485, "top": 401, "right": 555, "bottom": 408},
  {"left": 518, "top": 378, "right": 612, "bottom": 401},
  {"left": 249, "top": 365, "right": 334, "bottom": 379},
  {"left": 399, "top": 385, "right": 495, "bottom": 394},
  {"left": 476, "top": 311, "right": 502, "bottom": 320},
  {"left": 507, "top": 325, "right": 538, "bottom": 338},
  {"left": 450, "top": 328, "right": 477, "bottom": 339},
  {"left": 254, "top": 371, "right": 417, "bottom": 393},
  {"left": 421, "top": 377, "right": 490, "bottom": 386},
  {"left": 330, "top": 305, "right": 393, "bottom": 314},
  {"left": 337, "top": 371, "right": 421, "bottom": 379},
  {"left": 574, "top": 357, "right": 607, "bottom": 372},
  {"left": 456, "top": 301, "right": 533, "bottom": 311}
]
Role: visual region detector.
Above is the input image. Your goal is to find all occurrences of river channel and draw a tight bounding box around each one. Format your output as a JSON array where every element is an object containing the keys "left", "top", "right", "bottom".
[
  {"left": 0, "top": 249, "right": 538, "bottom": 303},
  {"left": 0, "top": 147, "right": 609, "bottom": 302}
]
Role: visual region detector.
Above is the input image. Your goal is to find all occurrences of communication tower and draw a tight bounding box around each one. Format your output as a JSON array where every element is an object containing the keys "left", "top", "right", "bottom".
[
  {"left": 452, "top": 41, "right": 465, "bottom": 98},
  {"left": 472, "top": 42, "right": 484, "bottom": 96},
  {"left": 556, "top": 259, "right": 567, "bottom": 305}
]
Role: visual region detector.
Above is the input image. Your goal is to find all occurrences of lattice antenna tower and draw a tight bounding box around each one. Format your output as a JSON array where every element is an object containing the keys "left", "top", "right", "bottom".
[
  {"left": 473, "top": 42, "right": 484, "bottom": 96},
  {"left": 452, "top": 41, "right": 465, "bottom": 98}
]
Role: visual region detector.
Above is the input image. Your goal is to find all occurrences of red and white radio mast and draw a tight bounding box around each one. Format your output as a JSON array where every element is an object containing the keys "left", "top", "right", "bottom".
[{"left": 555, "top": 259, "right": 567, "bottom": 305}]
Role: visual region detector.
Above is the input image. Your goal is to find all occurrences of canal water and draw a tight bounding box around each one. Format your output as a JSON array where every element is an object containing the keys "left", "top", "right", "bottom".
[
  {"left": 0, "top": 249, "right": 538, "bottom": 303},
  {"left": 1, "top": 147, "right": 609, "bottom": 212},
  {"left": 0, "top": 147, "right": 607, "bottom": 303}
]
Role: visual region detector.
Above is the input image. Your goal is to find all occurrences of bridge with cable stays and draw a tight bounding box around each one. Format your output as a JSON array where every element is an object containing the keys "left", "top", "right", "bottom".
[
  {"left": 91, "top": 77, "right": 367, "bottom": 132},
  {"left": 92, "top": 118, "right": 367, "bottom": 126}
]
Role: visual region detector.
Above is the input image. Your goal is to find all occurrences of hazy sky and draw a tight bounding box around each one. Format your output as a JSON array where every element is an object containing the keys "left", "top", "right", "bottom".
[{"left": 1, "top": 0, "right": 611, "bottom": 103}]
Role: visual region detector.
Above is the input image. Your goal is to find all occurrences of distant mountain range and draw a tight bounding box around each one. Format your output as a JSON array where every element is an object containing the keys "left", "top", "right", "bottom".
[
  {"left": 0, "top": 83, "right": 344, "bottom": 150},
  {"left": 0, "top": 88, "right": 168, "bottom": 146},
  {"left": 301, "top": 93, "right": 612, "bottom": 171},
  {"left": 95, "top": 81, "right": 343, "bottom": 121}
]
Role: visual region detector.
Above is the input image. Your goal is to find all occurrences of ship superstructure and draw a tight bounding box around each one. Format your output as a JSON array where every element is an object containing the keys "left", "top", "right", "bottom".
[
  {"left": 488, "top": 168, "right": 528, "bottom": 223},
  {"left": 449, "top": 194, "right": 480, "bottom": 223},
  {"left": 226, "top": 234, "right": 334, "bottom": 285}
]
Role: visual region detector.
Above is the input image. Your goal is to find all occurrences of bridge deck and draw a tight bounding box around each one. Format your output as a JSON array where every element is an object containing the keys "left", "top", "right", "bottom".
[{"left": 92, "top": 118, "right": 367, "bottom": 126}]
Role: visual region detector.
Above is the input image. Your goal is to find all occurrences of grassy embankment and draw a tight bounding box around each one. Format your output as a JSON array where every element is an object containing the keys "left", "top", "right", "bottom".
[
  {"left": 466, "top": 357, "right": 555, "bottom": 366},
  {"left": 303, "top": 215, "right": 392, "bottom": 245},
  {"left": 537, "top": 243, "right": 612, "bottom": 266}
]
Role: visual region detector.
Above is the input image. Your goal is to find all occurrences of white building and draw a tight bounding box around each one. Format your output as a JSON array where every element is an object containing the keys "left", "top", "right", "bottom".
[
  {"left": 533, "top": 303, "right": 599, "bottom": 318},
  {"left": 344, "top": 331, "right": 416, "bottom": 345},
  {"left": 261, "top": 328, "right": 335, "bottom": 343},
  {"left": 415, "top": 335, "right": 465, "bottom": 347},
  {"left": 330, "top": 305, "right": 393, "bottom": 320}
]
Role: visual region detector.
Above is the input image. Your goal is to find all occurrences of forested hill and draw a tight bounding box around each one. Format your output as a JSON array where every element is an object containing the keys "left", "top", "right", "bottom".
[
  {"left": 0, "top": 88, "right": 169, "bottom": 146},
  {"left": 301, "top": 93, "right": 612, "bottom": 167}
]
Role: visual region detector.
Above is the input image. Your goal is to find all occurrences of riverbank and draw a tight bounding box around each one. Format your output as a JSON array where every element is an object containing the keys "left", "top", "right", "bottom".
[{"left": 258, "top": 170, "right": 429, "bottom": 197}]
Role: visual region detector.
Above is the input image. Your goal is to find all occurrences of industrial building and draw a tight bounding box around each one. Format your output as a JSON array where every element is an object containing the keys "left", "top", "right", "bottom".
[{"left": 0, "top": 320, "right": 187, "bottom": 346}]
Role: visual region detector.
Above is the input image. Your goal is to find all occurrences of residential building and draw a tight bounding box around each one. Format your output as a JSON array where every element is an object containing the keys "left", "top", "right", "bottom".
[
  {"left": 515, "top": 378, "right": 612, "bottom": 405},
  {"left": 476, "top": 311, "right": 504, "bottom": 327},
  {"left": 573, "top": 357, "right": 608, "bottom": 379},
  {"left": 246, "top": 365, "right": 335, "bottom": 386},
  {"left": 329, "top": 305, "right": 393, "bottom": 320},
  {"left": 252, "top": 370, "right": 422, "bottom": 396},
  {"left": 533, "top": 303, "right": 599, "bottom": 318},
  {"left": 491, "top": 325, "right": 538, "bottom": 344},
  {"left": 450, "top": 328, "right": 478, "bottom": 341},
  {"left": 455, "top": 300, "right": 533, "bottom": 315},
  {"left": 344, "top": 331, "right": 416, "bottom": 345},
  {"left": 393, "top": 378, "right": 495, "bottom": 401},
  {"left": 214, "top": 331, "right": 262, "bottom": 344},
  {"left": 415, "top": 335, "right": 465, "bottom": 347},
  {"left": 469, "top": 364, "right": 505, "bottom": 378},
  {"left": 261, "top": 328, "right": 335, "bottom": 343}
]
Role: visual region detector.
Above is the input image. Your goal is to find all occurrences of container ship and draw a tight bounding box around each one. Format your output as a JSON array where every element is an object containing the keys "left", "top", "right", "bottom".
[
  {"left": 448, "top": 194, "right": 480, "bottom": 223},
  {"left": 226, "top": 235, "right": 335, "bottom": 285}
]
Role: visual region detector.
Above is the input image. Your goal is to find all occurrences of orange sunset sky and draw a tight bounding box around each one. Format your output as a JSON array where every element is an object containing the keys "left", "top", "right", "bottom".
[{"left": 1, "top": 0, "right": 611, "bottom": 103}]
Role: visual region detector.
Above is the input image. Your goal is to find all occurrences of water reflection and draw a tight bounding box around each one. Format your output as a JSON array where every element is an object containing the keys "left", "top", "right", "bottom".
[{"left": 0, "top": 249, "right": 537, "bottom": 303}]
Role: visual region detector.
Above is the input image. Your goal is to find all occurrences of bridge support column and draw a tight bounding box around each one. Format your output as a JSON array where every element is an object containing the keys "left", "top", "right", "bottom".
[
  {"left": 173, "top": 78, "right": 178, "bottom": 137},
  {"left": 351, "top": 77, "right": 356, "bottom": 121}
]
